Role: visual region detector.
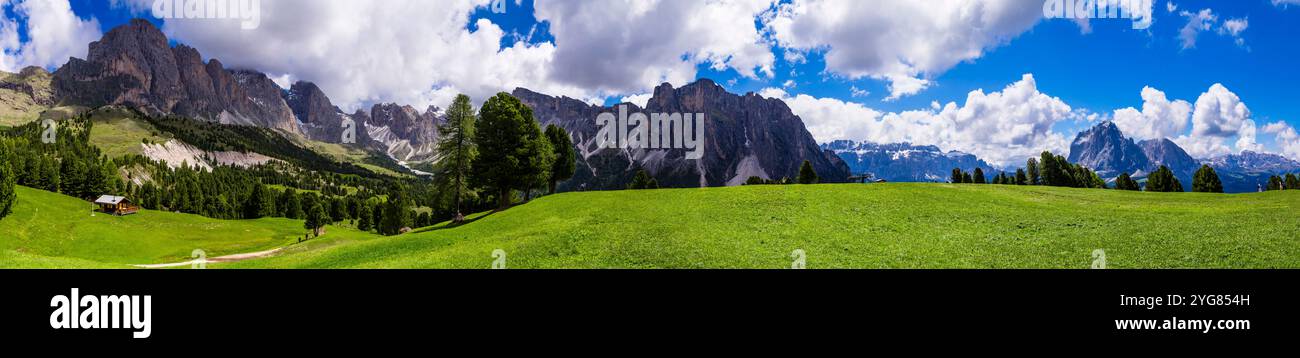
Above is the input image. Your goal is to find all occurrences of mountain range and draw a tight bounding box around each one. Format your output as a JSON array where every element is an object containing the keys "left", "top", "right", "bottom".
[
  {"left": 39, "top": 19, "right": 848, "bottom": 189},
  {"left": 821, "top": 141, "right": 996, "bottom": 182},
  {"left": 1067, "top": 121, "right": 1300, "bottom": 193}
]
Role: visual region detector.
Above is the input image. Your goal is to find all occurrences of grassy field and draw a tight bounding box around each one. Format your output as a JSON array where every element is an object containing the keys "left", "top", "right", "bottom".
[
  {"left": 221, "top": 183, "right": 1300, "bottom": 269},
  {"left": 3, "top": 183, "right": 1298, "bottom": 269},
  {"left": 86, "top": 107, "right": 173, "bottom": 158},
  {"left": 0, "top": 186, "right": 382, "bottom": 268}
]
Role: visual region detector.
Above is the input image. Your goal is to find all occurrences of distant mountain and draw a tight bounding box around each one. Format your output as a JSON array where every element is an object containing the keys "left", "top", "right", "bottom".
[
  {"left": 1136, "top": 138, "right": 1199, "bottom": 176},
  {"left": 364, "top": 103, "right": 441, "bottom": 163},
  {"left": 821, "top": 141, "right": 996, "bottom": 182},
  {"left": 1202, "top": 151, "right": 1300, "bottom": 174},
  {"left": 1066, "top": 121, "right": 1300, "bottom": 193},
  {"left": 515, "top": 79, "right": 850, "bottom": 190},
  {"left": 49, "top": 18, "right": 441, "bottom": 166},
  {"left": 1068, "top": 121, "right": 1148, "bottom": 178}
]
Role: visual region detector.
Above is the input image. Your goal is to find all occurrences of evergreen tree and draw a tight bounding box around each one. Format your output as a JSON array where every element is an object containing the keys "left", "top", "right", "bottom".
[
  {"left": 434, "top": 94, "right": 478, "bottom": 219},
  {"left": 329, "top": 198, "right": 347, "bottom": 223},
  {"left": 0, "top": 140, "right": 15, "bottom": 219},
  {"left": 1192, "top": 165, "right": 1224, "bottom": 193},
  {"left": 1267, "top": 175, "right": 1283, "bottom": 191},
  {"left": 628, "top": 170, "right": 653, "bottom": 190},
  {"left": 1015, "top": 169, "right": 1028, "bottom": 185},
  {"left": 798, "top": 160, "right": 819, "bottom": 184},
  {"left": 243, "top": 183, "right": 272, "bottom": 219},
  {"left": 544, "top": 124, "right": 576, "bottom": 194},
  {"left": 1115, "top": 173, "right": 1140, "bottom": 191},
  {"left": 963, "top": 172, "right": 973, "bottom": 184},
  {"left": 304, "top": 202, "right": 328, "bottom": 237},
  {"left": 472, "top": 92, "right": 554, "bottom": 210},
  {"left": 279, "top": 188, "right": 303, "bottom": 219},
  {"left": 357, "top": 204, "right": 374, "bottom": 232},
  {"left": 1286, "top": 173, "right": 1300, "bottom": 190},
  {"left": 1147, "top": 166, "right": 1184, "bottom": 192},
  {"left": 973, "top": 168, "right": 986, "bottom": 184},
  {"left": 379, "top": 186, "right": 411, "bottom": 235},
  {"left": 951, "top": 168, "right": 963, "bottom": 184},
  {"left": 1027, "top": 158, "right": 1040, "bottom": 185}
]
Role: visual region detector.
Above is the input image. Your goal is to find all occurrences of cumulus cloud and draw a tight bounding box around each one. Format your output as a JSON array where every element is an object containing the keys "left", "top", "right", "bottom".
[
  {"left": 1111, "top": 86, "right": 1191, "bottom": 140},
  {"left": 535, "top": 0, "right": 776, "bottom": 96},
  {"left": 108, "top": 0, "right": 778, "bottom": 111},
  {"left": 1263, "top": 121, "right": 1300, "bottom": 160},
  {"left": 763, "top": 0, "right": 1042, "bottom": 100},
  {"left": 0, "top": 0, "right": 102, "bottom": 72},
  {"left": 1169, "top": 83, "right": 1258, "bottom": 158},
  {"left": 764, "top": 74, "right": 1074, "bottom": 167}
]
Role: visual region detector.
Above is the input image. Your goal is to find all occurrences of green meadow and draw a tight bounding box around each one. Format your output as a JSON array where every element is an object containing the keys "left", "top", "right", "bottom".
[{"left": 2, "top": 183, "right": 1298, "bottom": 269}]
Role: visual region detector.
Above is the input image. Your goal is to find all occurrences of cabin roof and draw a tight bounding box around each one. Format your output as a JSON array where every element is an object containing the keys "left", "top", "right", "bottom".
[{"left": 94, "top": 195, "right": 127, "bottom": 205}]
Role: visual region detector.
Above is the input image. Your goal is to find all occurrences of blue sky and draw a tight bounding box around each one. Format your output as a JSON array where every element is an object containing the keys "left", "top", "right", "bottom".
[{"left": 5, "top": 0, "right": 1298, "bottom": 166}]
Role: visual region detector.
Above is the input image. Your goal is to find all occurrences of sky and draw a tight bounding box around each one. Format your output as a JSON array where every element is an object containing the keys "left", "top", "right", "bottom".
[{"left": 1, "top": 0, "right": 1298, "bottom": 167}]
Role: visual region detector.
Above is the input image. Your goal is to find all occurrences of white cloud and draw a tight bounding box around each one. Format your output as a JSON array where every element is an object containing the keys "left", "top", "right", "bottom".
[
  {"left": 1273, "top": 0, "right": 1300, "bottom": 7},
  {"left": 1219, "top": 18, "right": 1248, "bottom": 47},
  {"left": 763, "top": 0, "right": 1042, "bottom": 100},
  {"left": 1111, "top": 86, "right": 1191, "bottom": 140},
  {"left": 1178, "top": 8, "right": 1248, "bottom": 49},
  {"left": 1177, "top": 8, "right": 1216, "bottom": 49},
  {"left": 535, "top": 0, "right": 776, "bottom": 97},
  {"left": 619, "top": 93, "right": 652, "bottom": 108},
  {"left": 0, "top": 0, "right": 102, "bottom": 72},
  {"left": 1166, "top": 1, "right": 1177, "bottom": 13},
  {"left": 136, "top": 0, "right": 777, "bottom": 111},
  {"left": 1169, "top": 83, "right": 1257, "bottom": 158},
  {"left": 764, "top": 74, "right": 1074, "bottom": 167},
  {"left": 1263, "top": 121, "right": 1300, "bottom": 160}
]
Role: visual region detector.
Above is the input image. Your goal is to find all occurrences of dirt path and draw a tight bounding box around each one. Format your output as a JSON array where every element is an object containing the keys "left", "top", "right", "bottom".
[{"left": 132, "top": 248, "right": 282, "bottom": 269}]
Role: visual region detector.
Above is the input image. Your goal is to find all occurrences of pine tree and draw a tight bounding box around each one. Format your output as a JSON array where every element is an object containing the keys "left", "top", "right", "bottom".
[
  {"left": 1286, "top": 173, "right": 1300, "bottom": 190},
  {"left": 545, "top": 124, "right": 576, "bottom": 194},
  {"left": 357, "top": 204, "right": 374, "bottom": 232},
  {"left": 951, "top": 168, "right": 963, "bottom": 184},
  {"left": 1027, "top": 158, "right": 1040, "bottom": 185},
  {"left": 329, "top": 198, "right": 347, "bottom": 224},
  {"left": 243, "top": 183, "right": 272, "bottom": 219},
  {"left": 798, "top": 160, "right": 819, "bottom": 184},
  {"left": 304, "top": 202, "right": 328, "bottom": 237},
  {"left": 472, "top": 92, "right": 554, "bottom": 210},
  {"left": 0, "top": 140, "right": 15, "bottom": 219},
  {"left": 628, "top": 170, "right": 652, "bottom": 190},
  {"left": 379, "top": 186, "right": 411, "bottom": 235},
  {"left": 963, "top": 172, "right": 973, "bottom": 184},
  {"left": 1192, "top": 165, "right": 1224, "bottom": 193},
  {"left": 435, "top": 94, "right": 478, "bottom": 219},
  {"left": 973, "top": 168, "right": 986, "bottom": 184},
  {"left": 1147, "top": 166, "right": 1184, "bottom": 192},
  {"left": 1015, "top": 169, "right": 1028, "bottom": 185},
  {"left": 1115, "top": 173, "right": 1140, "bottom": 191},
  {"left": 279, "top": 188, "right": 303, "bottom": 219}
]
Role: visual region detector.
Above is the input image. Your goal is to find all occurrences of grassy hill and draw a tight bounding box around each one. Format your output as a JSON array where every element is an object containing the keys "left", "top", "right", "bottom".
[
  {"left": 223, "top": 183, "right": 1300, "bottom": 269},
  {"left": 3, "top": 183, "right": 1298, "bottom": 269},
  {"left": 0, "top": 186, "right": 382, "bottom": 268}
]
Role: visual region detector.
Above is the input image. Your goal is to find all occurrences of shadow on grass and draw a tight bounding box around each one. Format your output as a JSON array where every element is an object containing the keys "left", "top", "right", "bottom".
[{"left": 410, "top": 210, "right": 497, "bottom": 234}]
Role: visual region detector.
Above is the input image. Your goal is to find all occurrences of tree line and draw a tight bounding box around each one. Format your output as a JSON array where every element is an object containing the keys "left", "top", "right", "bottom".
[{"left": 951, "top": 151, "right": 1233, "bottom": 193}]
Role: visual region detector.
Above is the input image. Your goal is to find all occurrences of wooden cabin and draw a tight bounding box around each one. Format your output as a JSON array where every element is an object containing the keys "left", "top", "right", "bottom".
[{"left": 94, "top": 195, "right": 139, "bottom": 216}]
